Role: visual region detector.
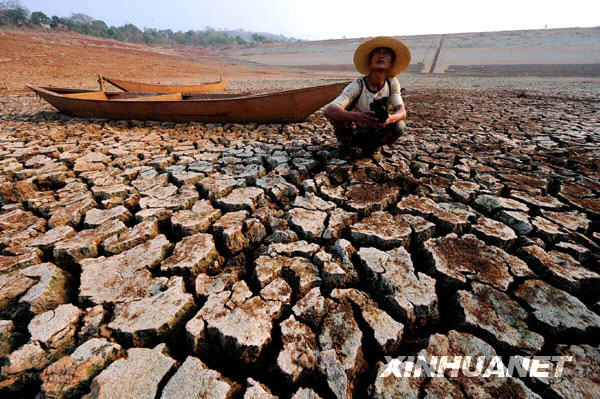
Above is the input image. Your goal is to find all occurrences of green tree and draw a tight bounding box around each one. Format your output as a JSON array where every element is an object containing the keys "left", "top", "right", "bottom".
[
  {"left": 30, "top": 11, "right": 50, "bottom": 25},
  {"left": 69, "top": 12, "right": 93, "bottom": 25},
  {"left": 90, "top": 19, "right": 108, "bottom": 36},
  {"left": 0, "top": 0, "right": 29, "bottom": 26}
]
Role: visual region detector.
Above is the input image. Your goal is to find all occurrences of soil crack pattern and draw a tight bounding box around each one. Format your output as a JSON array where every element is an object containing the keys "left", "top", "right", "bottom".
[{"left": 0, "top": 83, "right": 599, "bottom": 399}]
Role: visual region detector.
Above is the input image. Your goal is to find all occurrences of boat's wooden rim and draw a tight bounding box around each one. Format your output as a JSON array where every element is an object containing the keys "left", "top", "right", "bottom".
[
  {"left": 102, "top": 76, "right": 226, "bottom": 89},
  {"left": 27, "top": 82, "right": 350, "bottom": 103}
]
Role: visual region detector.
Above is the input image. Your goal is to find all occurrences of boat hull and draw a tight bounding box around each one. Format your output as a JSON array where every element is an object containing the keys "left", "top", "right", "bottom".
[
  {"left": 27, "top": 82, "right": 348, "bottom": 123},
  {"left": 102, "top": 77, "right": 228, "bottom": 93}
]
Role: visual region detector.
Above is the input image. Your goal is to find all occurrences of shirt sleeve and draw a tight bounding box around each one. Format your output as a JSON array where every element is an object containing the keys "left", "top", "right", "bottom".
[
  {"left": 389, "top": 77, "right": 404, "bottom": 107},
  {"left": 328, "top": 80, "right": 361, "bottom": 110}
]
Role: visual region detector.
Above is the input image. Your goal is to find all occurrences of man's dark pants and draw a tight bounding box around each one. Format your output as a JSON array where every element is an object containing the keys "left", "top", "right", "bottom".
[{"left": 330, "top": 119, "right": 406, "bottom": 153}]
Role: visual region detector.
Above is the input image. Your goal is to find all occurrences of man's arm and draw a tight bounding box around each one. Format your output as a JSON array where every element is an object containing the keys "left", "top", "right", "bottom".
[
  {"left": 324, "top": 104, "right": 381, "bottom": 127},
  {"left": 382, "top": 104, "right": 406, "bottom": 126}
]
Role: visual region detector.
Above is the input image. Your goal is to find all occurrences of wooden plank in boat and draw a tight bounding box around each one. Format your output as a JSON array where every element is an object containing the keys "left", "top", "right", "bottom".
[
  {"left": 64, "top": 91, "right": 108, "bottom": 100},
  {"left": 125, "top": 93, "right": 183, "bottom": 101}
]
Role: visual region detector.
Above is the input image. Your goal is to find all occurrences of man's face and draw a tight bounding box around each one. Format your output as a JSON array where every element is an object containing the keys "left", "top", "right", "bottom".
[{"left": 369, "top": 47, "right": 394, "bottom": 72}]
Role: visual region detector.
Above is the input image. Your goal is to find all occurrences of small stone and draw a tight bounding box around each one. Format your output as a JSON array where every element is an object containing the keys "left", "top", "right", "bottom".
[
  {"left": 514, "top": 279, "right": 600, "bottom": 336},
  {"left": 160, "top": 233, "right": 221, "bottom": 276},
  {"left": 40, "top": 338, "right": 123, "bottom": 399},
  {"left": 84, "top": 346, "right": 175, "bottom": 399},
  {"left": 350, "top": 211, "right": 411, "bottom": 250}
]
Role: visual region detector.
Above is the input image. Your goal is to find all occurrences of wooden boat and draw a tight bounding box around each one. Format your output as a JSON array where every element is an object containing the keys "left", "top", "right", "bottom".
[
  {"left": 101, "top": 76, "right": 228, "bottom": 93},
  {"left": 26, "top": 82, "right": 349, "bottom": 123}
]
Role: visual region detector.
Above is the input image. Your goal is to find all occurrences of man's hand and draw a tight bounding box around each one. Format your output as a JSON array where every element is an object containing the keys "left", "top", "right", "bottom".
[
  {"left": 382, "top": 105, "right": 406, "bottom": 127},
  {"left": 352, "top": 111, "right": 381, "bottom": 127}
]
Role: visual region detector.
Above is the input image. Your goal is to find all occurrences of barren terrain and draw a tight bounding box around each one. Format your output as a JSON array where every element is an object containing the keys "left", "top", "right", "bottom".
[{"left": 0, "top": 28, "right": 599, "bottom": 399}]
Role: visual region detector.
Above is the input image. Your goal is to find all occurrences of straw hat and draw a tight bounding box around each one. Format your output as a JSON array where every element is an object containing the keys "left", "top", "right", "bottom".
[{"left": 353, "top": 36, "right": 411, "bottom": 77}]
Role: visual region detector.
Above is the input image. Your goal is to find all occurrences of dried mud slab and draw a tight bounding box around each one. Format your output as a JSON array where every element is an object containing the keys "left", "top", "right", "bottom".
[
  {"left": 423, "top": 233, "right": 534, "bottom": 291},
  {"left": 357, "top": 246, "right": 438, "bottom": 328},
  {"left": 455, "top": 282, "right": 544, "bottom": 354},
  {"left": 1, "top": 80, "right": 600, "bottom": 398},
  {"left": 514, "top": 279, "right": 600, "bottom": 337}
]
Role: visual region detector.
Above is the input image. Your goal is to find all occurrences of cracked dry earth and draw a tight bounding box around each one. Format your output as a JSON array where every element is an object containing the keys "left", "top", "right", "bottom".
[{"left": 0, "top": 85, "right": 599, "bottom": 399}]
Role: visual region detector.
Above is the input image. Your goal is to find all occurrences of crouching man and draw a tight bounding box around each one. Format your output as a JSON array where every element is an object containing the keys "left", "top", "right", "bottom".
[{"left": 324, "top": 36, "right": 411, "bottom": 161}]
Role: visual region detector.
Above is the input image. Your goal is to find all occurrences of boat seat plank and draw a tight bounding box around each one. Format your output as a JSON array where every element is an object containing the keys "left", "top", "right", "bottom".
[
  {"left": 64, "top": 91, "right": 109, "bottom": 100},
  {"left": 126, "top": 93, "right": 183, "bottom": 101}
]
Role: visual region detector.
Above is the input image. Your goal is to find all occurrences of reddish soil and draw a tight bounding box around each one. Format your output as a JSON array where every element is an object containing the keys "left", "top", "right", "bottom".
[{"left": 0, "top": 29, "right": 324, "bottom": 94}]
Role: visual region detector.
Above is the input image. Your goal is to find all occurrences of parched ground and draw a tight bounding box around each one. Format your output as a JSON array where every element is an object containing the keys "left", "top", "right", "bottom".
[{"left": 1, "top": 28, "right": 600, "bottom": 399}]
